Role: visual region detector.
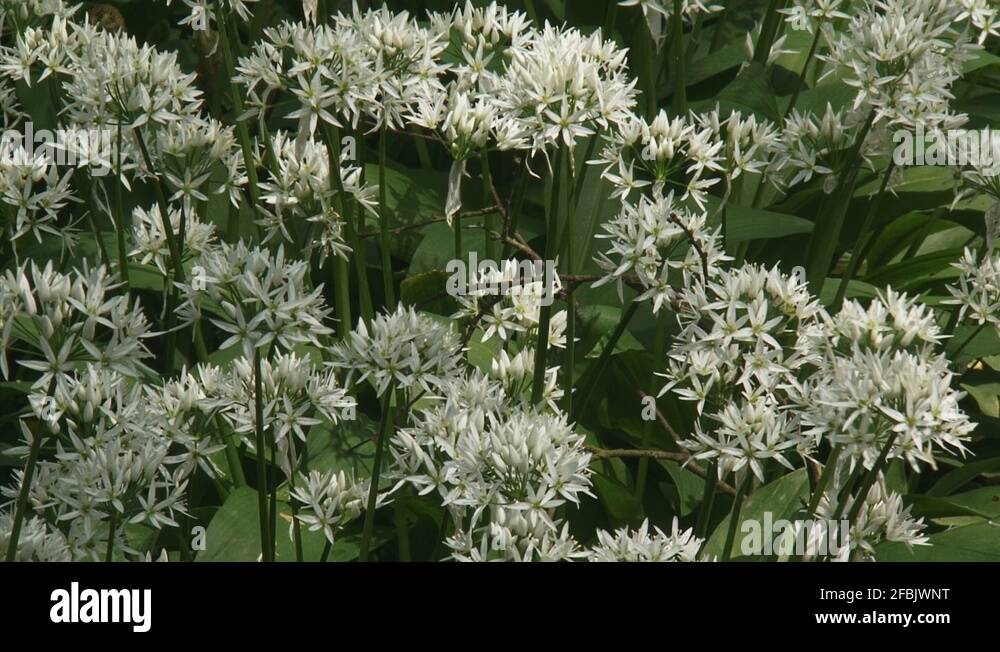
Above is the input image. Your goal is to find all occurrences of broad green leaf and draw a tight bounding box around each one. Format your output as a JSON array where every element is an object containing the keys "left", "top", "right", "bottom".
[
  {"left": 702, "top": 468, "right": 809, "bottom": 559},
  {"left": 876, "top": 522, "right": 1000, "bottom": 561}
]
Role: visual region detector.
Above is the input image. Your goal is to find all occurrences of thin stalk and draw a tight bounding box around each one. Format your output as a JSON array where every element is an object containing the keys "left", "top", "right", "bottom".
[
  {"left": 4, "top": 425, "right": 45, "bottom": 561},
  {"left": 571, "top": 300, "right": 641, "bottom": 421},
  {"left": 784, "top": 26, "right": 823, "bottom": 119},
  {"left": 113, "top": 121, "right": 129, "bottom": 287},
  {"left": 359, "top": 387, "right": 395, "bottom": 561},
  {"left": 217, "top": 7, "right": 264, "bottom": 240},
  {"left": 806, "top": 445, "right": 842, "bottom": 517},
  {"left": 635, "top": 311, "right": 667, "bottom": 500},
  {"left": 804, "top": 109, "right": 877, "bottom": 293},
  {"left": 831, "top": 161, "right": 896, "bottom": 310},
  {"left": 502, "top": 160, "right": 530, "bottom": 259},
  {"left": 378, "top": 123, "right": 396, "bottom": 307},
  {"left": 414, "top": 135, "right": 433, "bottom": 170},
  {"left": 530, "top": 145, "right": 565, "bottom": 406},
  {"left": 320, "top": 123, "right": 354, "bottom": 336},
  {"left": 453, "top": 206, "right": 463, "bottom": 261},
  {"left": 846, "top": 433, "right": 898, "bottom": 527},
  {"left": 670, "top": 0, "right": 687, "bottom": 115},
  {"left": 481, "top": 149, "right": 496, "bottom": 261},
  {"left": 223, "top": 433, "right": 247, "bottom": 488},
  {"left": 695, "top": 461, "right": 719, "bottom": 538},
  {"left": 753, "top": 0, "right": 787, "bottom": 65},
  {"left": 722, "top": 472, "right": 752, "bottom": 561},
  {"left": 252, "top": 347, "right": 272, "bottom": 562},
  {"left": 105, "top": 511, "right": 117, "bottom": 562}
]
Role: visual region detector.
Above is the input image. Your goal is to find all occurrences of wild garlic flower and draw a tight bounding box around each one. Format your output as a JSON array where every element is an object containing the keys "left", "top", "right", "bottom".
[
  {"left": 165, "top": 0, "right": 258, "bottom": 29},
  {"left": 956, "top": 0, "right": 1000, "bottom": 44},
  {"left": 944, "top": 248, "right": 1000, "bottom": 334},
  {"left": 794, "top": 291, "right": 974, "bottom": 472},
  {"left": 589, "top": 518, "right": 703, "bottom": 562},
  {"left": 202, "top": 353, "right": 355, "bottom": 475},
  {"left": 592, "top": 110, "right": 723, "bottom": 206},
  {"left": 0, "top": 0, "right": 75, "bottom": 27},
  {"left": 694, "top": 108, "right": 783, "bottom": 183},
  {"left": 290, "top": 469, "right": 369, "bottom": 545},
  {"left": 176, "top": 242, "right": 334, "bottom": 357},
  {"left": 60, "top": 22, "right": 202, "bottom": 131},
  {"left": 448, "top": 508, "right": 586, "bottom": 562},
  {"left": 686, "top": 390, "right": 809, "bottom": 482},
  {"left": 155, "top": 116, "right": 247, "bottom": 210},
  {"left": 492, "top": 22, "right": 637, "bottom": 154},
  {"left": 594, "top": 192, "right": 727, "bottom": 313},
  {"left": 0, "top": 135, "right": 76, "bottom": 254},
  {"left": 0, "top": 512, "right": 71, "bottom": 561},
  {"left": 0, "top": 261, "right": 155, "bottom": 388},
  {"left": 452, "top": 258, "right": 564, "bottom": 342},
  {"left": 820, "top": 0, "right": 977, "bottom": 134},
  {"left": 431, "top": 1, "right": 530, "bottom": 88},
  {"left": 780, "top": 104, "right": 879, "bottom": 191},
  {"left": 663, "top": 265, "right": 822, "bottom": 414},
  {"left": 131, "top": 203, "right": 217, "bottom": 278},
  {"left": 0, "top": 14, "right": 75, "bottom": 86},
  {"left": 390, "top": 371, "right": 592, "bottom": 561},
  {"left": 3, "top": 368, "right": 191, "bottom": 561},
  {"left": 661, "top": 265, "right": 822, "bottom": 479},
  {"left": 331, "top": 305, "right": 463, "bottom": 397},
  {"left": 345, "top": 4, "right": 450, "bottom": 130},
  {"left": 812, "top": 473, "right": 928, "bottom": 562},
  {"left": 257, "top": 130, "right": 372, "bottom": 262},
  {"left": 780, "top": 0, "right": 849, "bottom": 34}
]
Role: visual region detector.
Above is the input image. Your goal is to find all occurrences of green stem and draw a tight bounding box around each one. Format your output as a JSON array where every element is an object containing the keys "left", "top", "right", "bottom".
[
  {"left": 217, "top": 6, "right": 264, "bottom": 241},
  {"left": 223, "top": 432, "right": 247, "bottom": 488},
  {"left": 753, "top": 0, "right": 787, "bottom": 65},
  {"left": 378, "top": 123, "right": 396, "bottom": 307},
  {"left": 531, "top": 145, "right": 565, "bottom": 406},
  {"left": 784, "top": 26, "right": 823, "bottom": 119},
  {"left": 695, "top": 461, "right": 719, "bottom": 539},
  {"left": 113, "top": 121, "right": 129, "bottom": 288},
  {"left": 105, "top": 511, "right": 117, "bottom": 562},
  {"left": 831, "top": 160, "right": 896, "bottom": 310},
  {"left": 635, "top": 311, "right": 667, "bottom": 500},
  {"left": 252, "top": 347, "right": 272, "bottom": 562},
  {"left": 482, "top": 149, "right": 496, "bottom": 262},
  {"left": 359, "top": 387, "right": 395, "bottom": 561},
  {"left": 804, "top": 109, "right": 877, "bottom": 293},
  {"left": 670, "top": 0, "right": 687, "bottom": 115},
  {"left": 806, "top": 445, "right": 842, "bottom": 517},
  {"left": 721, "top": 472, "right": 752, "bottom": 561},
  {"left": 571, "top": 300, "right": 641, "bottom": 421},
  {"left": 845, "top": 433, "right": 898, "bottom": 527},
  {"left": 4, "top": 426, "right": 45, "bottom": 561}
]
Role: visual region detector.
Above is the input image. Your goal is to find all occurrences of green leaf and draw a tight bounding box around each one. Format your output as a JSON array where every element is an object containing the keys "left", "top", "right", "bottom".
[
  {"left": 962, "top": 382, "right": 1000, "bottom": 418},
  {"left": 591, "top": 471, "right": 643, "bottom": 526},
  {"left": 702, "top": 468, "right": 809, "bottom": 559},
  {"left": 724, "top": 203, "right": 814, "bottom": 243},
  {"left": 876, "top": 522, "right": 1000, "bottom": 561},
  {"left": 928, "top": 457, "right": 1000, "bottom": 496},
  {"left": 196, "top": 487, "right": 357, "bottom": 562}
]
